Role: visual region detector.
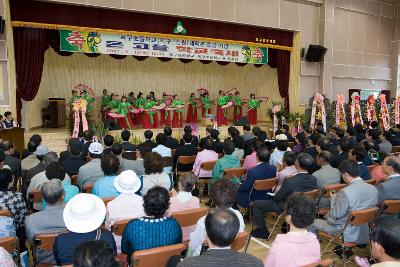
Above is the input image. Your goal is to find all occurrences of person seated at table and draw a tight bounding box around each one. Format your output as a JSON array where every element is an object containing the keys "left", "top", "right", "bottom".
[
  {"left": 53, "top": 194, "right": 116, "bottom": 266},
  {"left": 174, "top": 133, "right": 198, "bottom": 173},
  {"left": 264, "top": 193, "right": 320, "bottom": 267},
  {"left": 73, "top": 240, "right": 118, "bottom": 267},
  {"left": 167, "top": 173, "right": 200, "bottom": 241},
  {"left": 121, "top": 186, "right": 182, "bottom": 259},
  {"left": 1, "top": 111, "right": 18, "bottom": 129},
  {"left": 140, "top": 152, "right": 172, "bottom": 196},
  {"left": 211, "top": 140, "right": 241, "bottom": 184},
  {"left": 193, "top": 138, "right": 218, "bottom": 178},
  {"left": 92, "top": 154, "right": 120, "bottom": 198}
]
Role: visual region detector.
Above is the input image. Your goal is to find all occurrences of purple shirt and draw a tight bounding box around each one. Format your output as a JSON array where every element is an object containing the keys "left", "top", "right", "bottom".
[
  {"left": 275, "top": 165, "right": 297, "bottom": 192},
  {"left": 192, "top": 149, "right": 219, "bottom": 178},
  {"left": 243, "top": 152, "right": 258, "bottom": 171}
]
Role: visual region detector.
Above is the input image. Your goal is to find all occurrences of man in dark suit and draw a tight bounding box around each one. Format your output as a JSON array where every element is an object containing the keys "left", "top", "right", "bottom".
[
  {"left": 237, "top": 147, "right": 276, "bottom": 208},
  {"left": 304, "top": 133, "right": 319, "bottom": 158},
  {"left": 180, "top": 125, "right": 199, "bottom": 147},
  {"left": 164, "top": 127, "right": 179, "bottom": 149},
  {"left": 349, "top": 146, "right": 371, "bottom": 180},
  {"left": 173, "top": 134, "right": 198, "bottom": 172},
  {"left": 138, "top": 130, "right": 157, "bottom": 150},
  {"left": 173, "top": 210, "right": 263, "bottom": 267},
  {"left": 81, "top": 130, "right": 94, "bottom": 160},
  {"left": 102, "top": 134, "right": 114, "bottom": 156},
  {"left": 251, "top": 153, "right": 318, "bottom": 239},
  {"left": 332, "top": 138, "right": 349, "bottom": 168},
  {"left": 199, "top": 126, "right": 213, "bottom": 149},
  {"left": 62, "top": 140, "right": 85, "bottom": 177},
  {"left": 120, "top": 130, "right": 136, "bottom": 152},
  {"left": 210, "top": 129, "right": 223, "bottom": 154},
  {"left": 1, "top": 140, "right": 21, "bottom": 178}
]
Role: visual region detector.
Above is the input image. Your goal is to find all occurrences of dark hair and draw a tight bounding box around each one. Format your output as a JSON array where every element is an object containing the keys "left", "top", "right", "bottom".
[
  {"left": 0, "top": 150, "right": 5, "bottom": 163},
  {"left": 205, "top": 209, "right": 240, "bottom": 247},
  {"left": 347, "top": 126, "right": 356, "bottom": 136},
  {"left": 282, "top": 124, "right": 290, "bottom": 132},
  {"left": 285, "top": 193, "right": 316, "bottom": 228},
  {"left": 143, "top": 186, "right": 170, "bottom": 218},
  {"left": 70, "top": 140, "right": 83, "bottom": 156},
  {"left": 382, "top": 131, "right": 391, "bottom": 141},
  {"left": 73, "top": 240, "right": 119, "bottom": 267},
  {"left": 256, "top": 147, "right": 270, "bottom": 162},
  {"left": 251, "top": 139, "right": 262, "bottom": 153},
  {"left": 183, "top": 133, "right": 193, "bottom": 144},
  {"left": 184, "top": 125, "right": 192, "bottom": 134},
  {"left": 252, "top": 126, "right": 262, "bottom": 136},
  {"left": 318, "top": 151, "right": 332, "bottom": 164},
  {"left": 164, "top": 127, "right": 172, "bottom": 136},
  {"left": 338, "top": 160, "right": 360, "bottom": 177},
  {"left": 367, "top": 128, "right": 380, "bottom": 140},
  {"left": 317, "top": 137, "right": 330, "bottom": 151},
  {"left": 276, "top": 140, "right": 288, "bottom": 151},
  {"left": 232, "top": 136, "right": 244, "bottom": 149},
  {"left": 111, "top": 144, "right": 123, "bottom": 156},
  {"left": 138, "top": 144, "right": 152, "bottom": 159},
  {"left": 308, "top": 134, "right": 320, "bottom": 146},
  {"left": 103, "top": 135, "right": 114, "bottom": 147},
  {"left": 223, "top": 140, "right": 235, "bottom": 155},
  {"left": 385, "top": 156, "right": 400, "bottom": 173},
  {"left": 121, "top": 130, "right": 131, "bottom": 142},
  {"left": 203, "top": 138, "right": 214, "bottom": 150},
  {"left": 338, "top": 137, "right": 350, "bottom": 152},
  {"left": 295, "top": 132, "right": 306, "bottom": 146},
  {"left": 179, "top": 172, "right": 197, "bottom": 192},
  {"left": 0, "top": 169, "right": 12, "bottom": 191},
  {"left": 210, "top": 178, "right": 237, "bottom": 208},
  {"left": 371, "top": 218, "right": 400, "bottom": 259},
  {"left": 29, "top": 134, "right": 42, "bottom": 145},
  {"left": 144, "top": 152, "right": 164, "bottom": 174},
  {"left": 370, "top": 121, "right": 379, "bottom": 128},
  {"left": 355, "top": 123, "right": 364, "bottom": 133},
  {"left": 336, "top": 128, "right": 345, "bottom": 138},
  {"left": 28, "top": 141, "right": 38, "bottom": 153},
  {"left": 83, "top": 130, "right": 94, "bottom": 142},
  {"left": 351, "top": 146, "right": 366, "bottom": 162},
  {"left": 1, "top": 141, "right": 13, "bottom": 152},
  {"left": 101, "top": 154, "right": 120, "bottom": 176},
  {"left": 210, "top": 129, "right": 220, "bottom": 140},
  {"left": 144, "top": 130, "right": 153, "bottom": 140},
  {"left": 316, "top": 126, "right": 325, "bottom": 135},
  {"left": 228, "top": 127, "right": 240, "bottom": 138},
  {"left": 275, "top": 129, "right": 283, "bottom": 136},
  {"left": 4, "top": 111, "right": 11, "bottom": 117},
  {"left": 283, "top": 151, "right": 296, "bottom": 166},
  {"left": 243, "top": 125, "right": 251, "bottom": 132},
  {"left": 45, "top": 162, "right": 66, "bottom": 180},
  {"left": 296, "top": 153, "right": 314, "bottom": 171},
  {"left": 155, "top": 133, "right": 167, "bottom": 145}
]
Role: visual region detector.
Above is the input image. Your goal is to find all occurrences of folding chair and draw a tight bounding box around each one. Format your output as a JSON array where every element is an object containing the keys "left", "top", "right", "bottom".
[
  {"left": 231, "top": 231, "right": 250, "bottom": 252},
  {"left": 162, "top": 157, "right": 173, "bottom": 169},
  {"left": 223, "top": 167, "right": 246, "bottom": 181},
  {"left": 82, "top": 183, "right": 94, "bottom": 193},
  {"left": 391, "top": 146, "right": 400, "bottom": 153},
  {"left": 0, "top": 209, "right": 11, "bottom": 217},
  {"left": 319, "top": 207, "right": 378, "bottom": 266},
  {"left": 318, "top": 183, "right": 348, "bottom": 216},
  {"left": 122, "top": 151, "right": 137, "bottom": 160},
  {"left": 131, "top": 243, "right": 186, "bottom": 267},
  {"left": 171, "top": 149, "right": 177, "bottom": 157},
  {"left": 33, "top": 232, "right": 62, "bottom": 267},
  {"left": 175, "top": 155, "right": 197, "bottom": 177},
  {"left": 111, "top": 219, "right": 131, "bottom": 236},
  {"left": 378, "top": 199, "right": 400, "bottom": 216},
  {"left": 29, "top": 189, "right": 43, "bottom": 211},
  {"left": 197, "top": 160, "right": 217, "bottom": 199},
  {"left": 172, "top": 207, "right": 208, "bottom": 244},
  {"left": 301, "top": 258, "right": 334, "bottom": 267},
  {"left": 0, "top": 236, "right": 20, "bottom": 265},
  {"left": 304, "top": 189, "right": 319, "bottom": 201}
]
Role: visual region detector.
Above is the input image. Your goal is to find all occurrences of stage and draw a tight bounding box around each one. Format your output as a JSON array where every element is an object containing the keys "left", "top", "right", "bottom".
[{"left": 24, "top": 123, "right": 272, "bottom": 155}]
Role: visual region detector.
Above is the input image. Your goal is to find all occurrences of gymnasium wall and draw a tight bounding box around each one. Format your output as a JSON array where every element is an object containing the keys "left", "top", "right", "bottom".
[{"left": 23, "top": 48, "right": 283, "bottom": 129}]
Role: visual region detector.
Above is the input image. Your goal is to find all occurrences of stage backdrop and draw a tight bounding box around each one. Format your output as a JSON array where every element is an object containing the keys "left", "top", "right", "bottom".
[{"left": 23, "top": 49, "right": 283, "bottom": 129}]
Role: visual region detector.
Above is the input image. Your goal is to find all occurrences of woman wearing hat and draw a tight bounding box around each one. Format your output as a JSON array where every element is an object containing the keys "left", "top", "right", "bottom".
[
  {"left": 270, "top": 134, "right": 291, "bottom": 167},
  {"left": 105, "top": 170, "right": 145, "bottom": 252},
  {"left": 53, "top": 194, "right": 116, "bottom": 266}
]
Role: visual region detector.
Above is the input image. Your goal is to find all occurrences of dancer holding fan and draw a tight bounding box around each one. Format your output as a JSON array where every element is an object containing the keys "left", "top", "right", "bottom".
[
  {"left": 198, "top": 89, "right": 212, "bottom": 118},
  {"left": 171, "top": 95, "right": 185, "bottom": 128},
  {"left": 109, "top": 96, "right": 134, "bottom": 129},
  {"left": 142, "top": 96, "right": 158, "bottom": 129},
  {"left": 134, "top": 92, "right": 146, "bottom": 127},
  {"left": 216, "top": 90, "right": 231, "bottom": 125},
  {"left": 101, "top": 89, "right": 111, "bottom": 119},
  {"left": 232, "top": 91, "right": 243, "bottom": 123},
  {"left": 186, "top": 93, "right": 199, "bottom": 123},
  {"left": 247, "top": 93, "right": 262, "bottom": 125}
]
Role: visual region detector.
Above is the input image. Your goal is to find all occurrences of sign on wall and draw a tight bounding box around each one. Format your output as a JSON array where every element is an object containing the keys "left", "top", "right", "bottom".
[{"left": 60, "top": 30, "right": 268, "bottom": 64}]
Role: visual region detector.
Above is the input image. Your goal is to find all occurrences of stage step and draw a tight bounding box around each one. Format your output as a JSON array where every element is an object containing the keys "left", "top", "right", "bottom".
[{"left": 25, "top": 128, "right": 70, "bottom": 156}]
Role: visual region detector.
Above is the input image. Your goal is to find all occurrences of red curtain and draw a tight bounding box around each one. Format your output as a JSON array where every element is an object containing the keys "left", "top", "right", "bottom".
[{"left": 268, "top": 49, "right": 291, "bottom": 109}]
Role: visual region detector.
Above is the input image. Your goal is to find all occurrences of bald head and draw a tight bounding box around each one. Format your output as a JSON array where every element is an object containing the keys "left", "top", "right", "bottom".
[
  {"left": 205, "top": 209, "right": 240, "bottom": 248},
  {"left": 383, "top": 156, "right": 400, "bottom": 177}
]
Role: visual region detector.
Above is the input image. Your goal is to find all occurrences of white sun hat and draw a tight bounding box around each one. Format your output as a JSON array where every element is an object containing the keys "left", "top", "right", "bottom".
[
  {"left": 63, "top": 193, "right": 106, "bottom": 233},
  {"left": 114, "top": 170, "right": 141, "bottom": 194},
  {"left": 275, "top": 134, "right": 288, "bottom": 141}
]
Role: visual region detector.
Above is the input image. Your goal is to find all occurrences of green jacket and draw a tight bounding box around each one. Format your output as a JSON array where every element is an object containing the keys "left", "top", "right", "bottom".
[{"left": 211, "top": 155, "right": 241, "bottom": 183}]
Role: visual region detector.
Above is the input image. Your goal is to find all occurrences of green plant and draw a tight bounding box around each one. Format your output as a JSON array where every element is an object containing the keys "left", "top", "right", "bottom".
[
  {"left": 90, "top": 121, "right": 109, "bottom": 140},
  {"left": 266, "top": 101, "right": 289, "bottom": 121},
  {"left": 114, "top": 136, "right": 122, "bottom": 144}
]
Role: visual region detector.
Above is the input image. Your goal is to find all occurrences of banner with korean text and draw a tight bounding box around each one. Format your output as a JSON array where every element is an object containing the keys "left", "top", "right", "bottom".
[{"left": 59, "top": 30, "right": 268, "bottom": 64}]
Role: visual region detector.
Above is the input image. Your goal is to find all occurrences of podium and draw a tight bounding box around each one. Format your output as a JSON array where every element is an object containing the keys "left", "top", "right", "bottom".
[{"left": 0, "top": 128, "right": 25, "bottom": 155}]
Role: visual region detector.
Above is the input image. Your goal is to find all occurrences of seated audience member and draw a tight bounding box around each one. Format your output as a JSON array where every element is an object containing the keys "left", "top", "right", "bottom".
[
  {"left": 211, "top": 140, "right": 241, "bottom": 183},
  {"left": 105, "top": 170, "right": 145, "bottom": 252},
  {"left": 199, "top": 126, "right": 212, "bottom": 149},
  {"left": 138, "top": 130, "right": 157, "bottom": 150},
  {"left": 21, "top": 141, "right": 40, "bottom": 172},
  {"left": 73, "top": 240, "right": 118, "bottom": 267},
  {"left": 164, "top": 127, "right": 180, "bottom": 149},
  {"left": 388, "top": 128, "right": 400, "bottom": 146},
  {"left": 140, "top": 152, "right": 171, "bottom": 196},
  {"left": 210, "top": 129, "right": 223, "bottom": 154},
  {"left": 275, "top": 151, "right": 297, "bottom": 192},
  {"left": 371, "top": 152, "right": 388, "bottom": 182},
  {"left": 110, "top": 144, "right": 123, "bottom": 167},
  {"left": 1, "top": 111, "right": 17, "bottom": 129},
  {"left": 59, "top": 138, "right": 76, "bottom": 162},
  {"left": 188, "top": 178, "right": 244, "bottom": 257},
  {"left": 180, "top": 125, "right": 199, "bottom": 147},
  {"left": 0, "top": 169, "right": 27, "bottom": 250},
  {"left": 281, "top": 124, "right": 294, "bottom": 142},
  {"left": 120, "top": 130, "right": 136, "bottom": 152},
  {"left": 292, "top": 132, "right": 306, "bottom": 155},
  {"left": 152, "top": 133, "right": 172, "bottom": 175},
  {"left": 242, "top": 139, "right": 262, "bottom": 171},
  {"left": 167, "top": 173, "right": 200, "bottom": 241},
  {"left": 377, "top": 156, "right": 400, "bottom": 205},
  {"left": 0, "top": 215, "right": 15, "bottom": 238},
  {"left": 366, "top": 128, "right": 381, "bottom": 152},
  {"left": 22, "top": 134, "right": 42, "bottom": 159},
  {"left": 192, "top": 138, "right": 218, "bottom": 178},
  {"left": 346, "top": 126, "right": 358, "bottom": 147},
  {"left": 92, "top": 154, "right": 120, "bottom": 198},
  {"left": 0, "top": 247, "right": 15, "bottom": 267},
  {"left": 304, "top": 133, "right": 319, "bottom": 158},
  {"left": 242, "top": 124, "right": 256, "bottom": 143},
  {"left": 176, "top": 210, "right": 263, "bottom": 267},
  {"left": 121, "top": 187, "right": 182, "bottom": 259},
  {"left": 310, "top": 160, "right": 378, "bottom": 247},
  {"left": 53, "top": 194, "right": 116, "bottom": 266},
  {"left": 231, "top": 135, "right": 245, "bottom": 160},
  {"left": 102, "top": 134, "right": 115, "bottom": 156},
  {"left": 355, "top": 123, "right": 366, "bottom": 142},
  {"left": 62, "top": 139, "right": 85, "bottom": 177},
  {"left": 313, "top": 151, "right": 341, "bottom": 187},
  {"left": 227, "top": 126, "right": 240, "bottom": 140},
  {"left": 81, "top": 130, "right": 94, "bottom": 159},
  {"left": 349, "top": 146, "right": 371, "bottom": 180},
  {"left": 379, "top": 131, "right": 393, "bottom": 156},
  {"left": 237, "top": 147, "right": 276, "bottom": 208},
  {"left": 264, "top": 193, "right": 320, "bottom": 267},
  {"left": 2, "top": 141, "right": 21, "bottom": 178},
  {"left": 173, "top": 133, "right": 198, "bottom": 172},
  {"left": 25, "top": 180, "right": 67, "bottom": 265},
  {"left": 270, "top": 134, "right": 290, "bottom": 166},
  {"left": 251, "top": 153, "right": 318, "bottom": 239},
  {"left": 121, "top": 145, "right": 151, "bottom": 176},
  {"left": 332, "top": 137, "right": 350, "bottom": 168},
  {"left": 363, "top": 140, "right": 378, "bottom": 165},
  {"left": 77, "top": 142, "right": 105, "bottom": 188},
  {"left": 42, "top": 162, "right": 78, "bottom": 209},
  {"left": 25, "top": 148, "right": 51, "bottom": 186}
]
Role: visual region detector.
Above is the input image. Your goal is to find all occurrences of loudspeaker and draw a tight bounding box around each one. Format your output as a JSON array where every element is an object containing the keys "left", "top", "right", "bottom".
[
  {"left": 305, "top": 45, "right": 327, "bottom": 62},
  {"left": 234, "top": 116, "right": 249, "bottom": 126}
]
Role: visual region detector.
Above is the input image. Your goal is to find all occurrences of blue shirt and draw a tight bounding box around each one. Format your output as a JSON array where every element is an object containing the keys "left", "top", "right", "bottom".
[
  {"left": 0, "top": 216, "right": 15, "bottom": 238},
  {"left": 121, "top": 217, "right": 182, "bottom": 258},
  {"left": 42, "top": 180, "right": 79, "bottom": 209},
  {"left": 92, "top": 175, "right": 120, "bottom": 198}
]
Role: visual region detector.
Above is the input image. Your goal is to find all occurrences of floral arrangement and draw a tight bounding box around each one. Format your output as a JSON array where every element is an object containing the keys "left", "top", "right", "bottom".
[
  {"left": 266, "top": 101, "right": 289, "bottom": 135},
  {"left": 350, "top": 94, "right": 363, "bottom": 126},
  {"left": 335, "top": 94, "right": 347, "bottom": 128},
  {"left": 310, "top": 93, "right": 327, "bottom": 132},
  {"left": 379, "top": 94, "right": 390, "bottom": 130},
  {"left": 366, "top": 95, "right": 378, "bottom": 123},
  {"left": 393, "top": 96, "right": 400, "bottom": 126}
]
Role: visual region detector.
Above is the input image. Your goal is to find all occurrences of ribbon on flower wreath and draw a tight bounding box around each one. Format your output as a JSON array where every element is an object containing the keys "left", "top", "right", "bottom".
[
  {"left": 366, "top": 95, "right": 377, "bottom": 123},
  {"left": 335, "top": 94, "right": 347, "bottom": 128},
  {"left": 272, "top": 104, "right": 281, "bottom": 136},
  {"left": 379, "top": 94, "right": 390, "bottom": 131},
  {"left": 72, "top": 98, "right": 89, "bottom": 138},
  {"left": 394, "top": 96, "right": 400, "bottom": 125},
  {"left": 350, "top": 95, "right": 363, "bottom": 126},
  {"left": 310, "top": 93, "right": 327, "bottom": 132}
]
